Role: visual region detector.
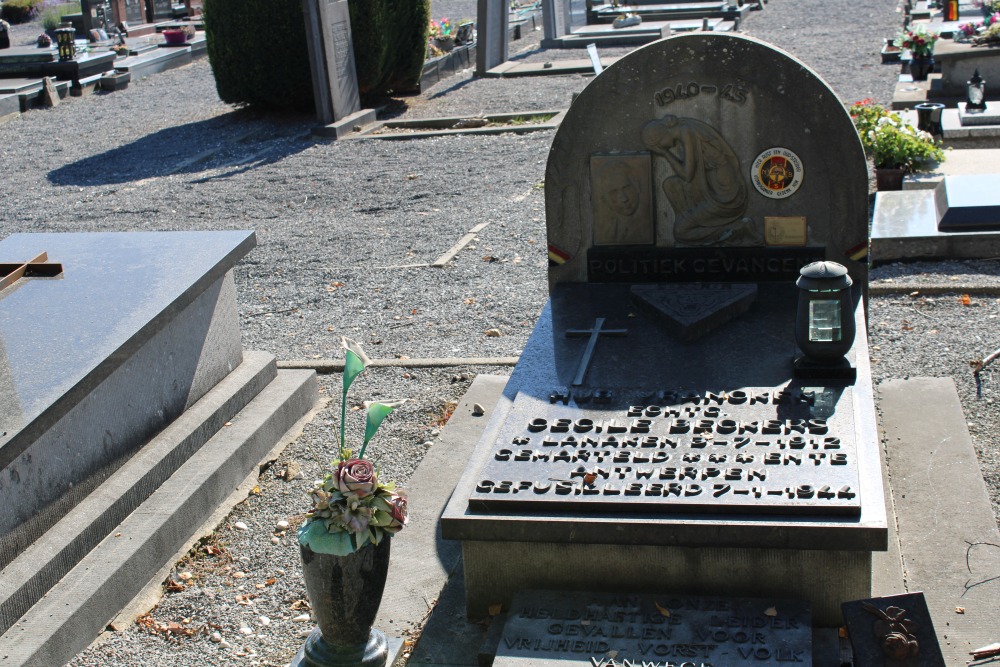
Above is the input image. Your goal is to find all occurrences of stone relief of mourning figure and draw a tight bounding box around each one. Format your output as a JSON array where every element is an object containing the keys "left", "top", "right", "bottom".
[
  {"left": 591, "top": 154, "right": 654, "bottom": 246},
  {"left": 642, "top": 115, "right": 761, "bottom": 246}
]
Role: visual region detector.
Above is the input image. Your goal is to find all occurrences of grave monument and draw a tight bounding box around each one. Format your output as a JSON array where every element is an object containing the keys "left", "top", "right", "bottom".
[
  {"left": 302, "top": 0, "right": 376, "bottom": 138},
  {"left": 442, "top": 33, "right": 885, "bottom": 647},
  {"left": 0, "top": 231, "right": 317, "bottom": 665}
]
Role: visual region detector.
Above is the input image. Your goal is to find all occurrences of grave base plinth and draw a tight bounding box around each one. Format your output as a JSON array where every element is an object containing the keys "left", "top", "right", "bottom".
[{"left": 463, "top": 542, "right": 870, "bottom": 627}]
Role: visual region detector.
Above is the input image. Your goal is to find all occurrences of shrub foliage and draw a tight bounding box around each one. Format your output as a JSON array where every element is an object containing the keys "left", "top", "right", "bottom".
[
  {"left": 1, "top": 0, "right": 44, "bottom": 24},
  {"left": 203, "top": 0, "right": 314, "bottom": 111},
  {"left": 41, "top": 2, "right": 80, "bottom": 31},
  {"left": 202, "top": 0, "right": 429, "bottom": 111},
  {"left": 349, "top": 0, "right": 429, "bottom": 97}
]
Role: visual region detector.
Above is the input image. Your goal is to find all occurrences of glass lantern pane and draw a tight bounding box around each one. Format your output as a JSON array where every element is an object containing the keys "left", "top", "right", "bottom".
[{"left": 808, "top": 300, "right": 842, "bottom": 342}]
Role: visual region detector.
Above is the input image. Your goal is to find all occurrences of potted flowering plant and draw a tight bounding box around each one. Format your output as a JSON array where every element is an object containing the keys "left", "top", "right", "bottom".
[
  {"left": 849, "top": 99, "right": 945, "bottom": 190},
  {"left": 294, "top": 337, "right": 407, "bottom": 667},
  {"left": 894, "top": 24, "right": 939, "bottom": 80}
]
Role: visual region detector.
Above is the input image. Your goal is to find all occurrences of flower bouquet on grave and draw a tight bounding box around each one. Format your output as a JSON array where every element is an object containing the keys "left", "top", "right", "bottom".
[
  {"left": 957, "top": 12, "right": 1000, "bottom": 42},
  {"left": 429, "top": 18, "right": 456, "bottom": 52},
  {"left": 894, "top": 23, "right": 939, "bottom": 57},
  {"left": 975, "top": 0, "right": 1000, "bottom": 19},
  {"left": 849, "top": 99, "right": 944, "bottom": 188},
  {"left": 293, "top": 338, "right": 406, "bottom": 667}
]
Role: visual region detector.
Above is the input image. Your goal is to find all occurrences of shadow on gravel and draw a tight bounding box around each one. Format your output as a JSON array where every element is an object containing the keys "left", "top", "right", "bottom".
[{"left": 47, "top": 109, "right": 316, "bottom": 187}]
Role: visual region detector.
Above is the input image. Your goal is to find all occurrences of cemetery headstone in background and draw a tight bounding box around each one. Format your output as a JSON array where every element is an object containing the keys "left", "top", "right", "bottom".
[
  {"left": 302, "top": 0, "right": 375, "bottom": 137},
  {"left": 147, "top": 0, "right": 173, "bottom": 22},
  {"left": 124, "top": 0, "right": 145, "bottom": 25},
  {"left": 442, "top": 33, "right": 883, "bottom": 633},
  {"left": 477, "top": 0, "right": 510, "bottom": 75}
]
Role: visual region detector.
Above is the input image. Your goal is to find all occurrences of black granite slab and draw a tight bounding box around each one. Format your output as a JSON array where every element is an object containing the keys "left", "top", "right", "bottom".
[
  {"left": 935, "top": 175, "right": 1000, "bottom": 232},
  {"left": 841, "top": 593, "right": 945, "bottom": 667},
  {"left": 495, "top": 590, "right": 812, "bottom": 667},
  {"left": 630, "top": 283, "right": 758, "bottom": 341},
  {"left": 0, "top": 231, "right": 255, "bottom": 468},
  {"left": 445, "top": 282, "right": 885, "bottom": 551}
]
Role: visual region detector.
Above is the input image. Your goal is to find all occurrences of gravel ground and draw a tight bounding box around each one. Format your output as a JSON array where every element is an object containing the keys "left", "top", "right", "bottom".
[{"left": 0, "top": 0, "right": 998, "bottom": 665}]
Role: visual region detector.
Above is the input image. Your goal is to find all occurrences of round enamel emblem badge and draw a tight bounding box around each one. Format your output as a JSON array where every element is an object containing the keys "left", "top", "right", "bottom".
[{"left": 751, "top": 148, "right": 803, "bottom": 199}]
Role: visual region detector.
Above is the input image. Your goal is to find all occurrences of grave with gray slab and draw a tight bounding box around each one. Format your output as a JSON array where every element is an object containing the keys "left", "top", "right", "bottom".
[
  {"left": 870, "top": 174, "right": 1000, "bottom": 262},
  {"left": 0, "top": 231, "right": 318, "bottom": 666},
  {"left": 443, "top": 34, "right": 886, "bottom": 667},
  {"left": 541, "top": 0, "right": 739, "bottom": 49}
]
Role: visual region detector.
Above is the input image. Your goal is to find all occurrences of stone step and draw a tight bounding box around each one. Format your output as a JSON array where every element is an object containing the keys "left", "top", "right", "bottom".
[
  {"left": 0, "top": 350, "right": 277, "bottom": 637},
  {"left": 0, "top": 367, "right": 318, "bottom": 667}
]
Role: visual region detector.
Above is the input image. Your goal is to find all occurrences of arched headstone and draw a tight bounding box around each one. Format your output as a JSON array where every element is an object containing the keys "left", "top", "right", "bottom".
[{"left": 545, "top": 33, "right": 869, "bottom": 289}]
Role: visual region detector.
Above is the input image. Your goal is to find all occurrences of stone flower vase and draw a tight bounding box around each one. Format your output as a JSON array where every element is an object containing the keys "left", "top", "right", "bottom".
[
  {"left": 909, "top": 54, "right": 934, "bottom": 81},
  {"left": 294, "top": 538, "right": 391, "bottom": 667}
]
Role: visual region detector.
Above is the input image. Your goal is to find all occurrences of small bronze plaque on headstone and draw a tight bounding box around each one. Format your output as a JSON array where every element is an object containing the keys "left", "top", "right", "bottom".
[
  {"left": 495, "top": 590, "right": 812, "bottom": 667},
  {"left": 841, "top": 593, "right": 944, "bottom": 667}
]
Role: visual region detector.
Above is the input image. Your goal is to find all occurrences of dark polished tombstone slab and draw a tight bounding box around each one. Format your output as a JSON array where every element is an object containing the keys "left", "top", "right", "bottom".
[
  {"left": 934, "top": 174, "right": 1000, "bottom": 231},
  {"left": 442, "top": 33, "right": 882, "bottom": 628},
  {"left": 496, "top": 590, "right": 812, "bottom": 667},
  {"left": 629, "top": 282, "right": 758, "bottom": 341}
]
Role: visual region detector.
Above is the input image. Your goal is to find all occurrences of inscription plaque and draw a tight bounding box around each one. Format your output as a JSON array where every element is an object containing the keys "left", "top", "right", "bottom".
[
  {"left": 471, "top": 385, "right": 860, "bottom": 516},
  {"left": 586, "top": 247, "right": 824, "bottom": 283},
  {"left": 495, "top": 590, "right": 812, "bottom": 667}
]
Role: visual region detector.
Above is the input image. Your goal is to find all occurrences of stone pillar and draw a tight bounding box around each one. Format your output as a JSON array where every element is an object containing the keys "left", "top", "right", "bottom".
[
  {"left": 476, "top": 0, "right": 509, "bottom": 76},
  {"left": 302, "top": 0, "right": 375, "bottom": 138},
  {"left": 542, "top": 0, "right": 570, "bottom": 45}
]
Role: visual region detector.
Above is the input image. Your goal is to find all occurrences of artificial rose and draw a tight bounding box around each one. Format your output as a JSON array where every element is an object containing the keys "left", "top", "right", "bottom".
[
  {"left": 881, "top": 632, "right": 917, "bottom": 660},
  {"left": 335, "top": 458, "right": 377, "bottom": 498},
  {"left": 386, "top": 492, "right": 409, "bottom": 531}
]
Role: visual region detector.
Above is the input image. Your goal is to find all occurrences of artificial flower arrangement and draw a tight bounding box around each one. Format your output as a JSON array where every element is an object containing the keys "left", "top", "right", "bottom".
[
  {"left": 429, "top": 18, "right": 455, "bottom": 40},
  {"left": 957, "top": 12, "right": 1000, "bottom": 41},
  {"left": 297, "top": 338, "right": 408, "bottom": 556},
  {"left": 893, "top": 24, "right": 939, "bottom": 57},
  {"left": 849, "top": 99, "right": 945, "bottom": 172},
  {"left": 975, "top": 0, "right": 1000, "bottom": 17}
]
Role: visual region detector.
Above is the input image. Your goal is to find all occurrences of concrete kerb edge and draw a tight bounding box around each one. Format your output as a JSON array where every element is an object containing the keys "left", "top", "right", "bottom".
[
  {"left": 278, "top": 356, "right": 520, "bottom": 373},
  {"left": 869, "top": 283, "right": 1000, "bottom": 296}
]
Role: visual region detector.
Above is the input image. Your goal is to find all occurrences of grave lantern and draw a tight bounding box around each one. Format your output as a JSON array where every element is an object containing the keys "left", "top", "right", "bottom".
[
  {"left": 794, "top": 261, "right": 855, "bottom": 365},
  {"left": 55, "top": 26, "right": 75, "bottom": 61},
  {"left": 967, "top": 68, "right": 987, "bottom": 112}
]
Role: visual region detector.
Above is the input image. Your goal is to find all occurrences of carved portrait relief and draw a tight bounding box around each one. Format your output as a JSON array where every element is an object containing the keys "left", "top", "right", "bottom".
[
  {"left": 642, "top": 116, "right": 760, "bottom": 247},
  {"left": 590, "top": 154, "right": 654, "bottom": 246}
]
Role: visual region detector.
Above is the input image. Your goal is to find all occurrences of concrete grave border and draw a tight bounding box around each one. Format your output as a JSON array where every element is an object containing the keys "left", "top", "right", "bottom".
[{"left": 347, "top": 110, "right": 567, "bottom": 140}]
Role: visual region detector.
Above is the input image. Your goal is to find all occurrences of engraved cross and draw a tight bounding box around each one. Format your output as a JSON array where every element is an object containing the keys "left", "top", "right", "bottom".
[
  {"left": 0, "top": 252, "right": 64, "bottom": 292},
  {"left": 565, "top": 317, "right": 627, "bottom": 387}
]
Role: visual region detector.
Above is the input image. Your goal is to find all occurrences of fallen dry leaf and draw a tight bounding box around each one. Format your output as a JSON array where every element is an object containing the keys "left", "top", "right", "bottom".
[
  {"left": 488, "top": 603, "right": 502, "bottom": 616},
  {"left": 654, "top": 601, "right": 671, "bottom": 617},
  {"left": 961, "top": 294, "right": 972, "bottom": 305},
  {"left": 764, "top": 606, "right": 778, "bottom": 617},
  {"left": 955, "top": 606, "right": 966, "bottom": 614}
]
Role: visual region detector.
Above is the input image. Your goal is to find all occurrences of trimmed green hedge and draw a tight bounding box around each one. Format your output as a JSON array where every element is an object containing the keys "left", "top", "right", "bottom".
[
  {"left": 203, "top": 0, "right": 313, "bottom": 111},
  {"left": 203, "top": 0, "right": 429, "bottom": 111},
  {"left": 349, "top": 0, "right": 429, "bottom": 97},
  {"left": 1, "top": 0, "right": 44, "bottom": 24}
]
